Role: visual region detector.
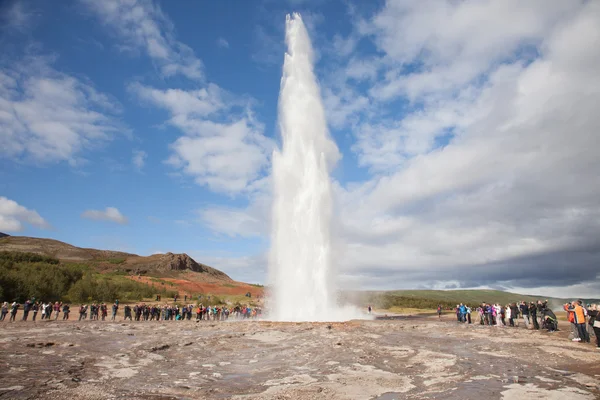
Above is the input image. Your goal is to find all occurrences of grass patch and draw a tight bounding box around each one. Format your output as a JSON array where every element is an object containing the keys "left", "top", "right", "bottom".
[
  {"left": 0, "top": 251, "right": 176, "bottom": 303},
  {"left": 343, "top": 289, "right": 569, "bottom": 311},
  {"left": 108, "top": 257, "right": 126, "bottom": 264}
]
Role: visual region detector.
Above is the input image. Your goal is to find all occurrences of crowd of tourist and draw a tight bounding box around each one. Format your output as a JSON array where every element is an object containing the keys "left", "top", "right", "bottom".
[
  {"left": 0, "top": 300, "right": 261, "bottom": 323},
  {"left": 443, "top": 299, "right": 599, "bottom": 349},
  {"left": 2, "top": 297, "right": 598, "bottom": 350}
]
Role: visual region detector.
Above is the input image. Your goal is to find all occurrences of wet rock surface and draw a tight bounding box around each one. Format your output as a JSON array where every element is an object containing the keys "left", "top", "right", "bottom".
[{"left": 0, "top": 316, "right": 599, "bottom": 399}]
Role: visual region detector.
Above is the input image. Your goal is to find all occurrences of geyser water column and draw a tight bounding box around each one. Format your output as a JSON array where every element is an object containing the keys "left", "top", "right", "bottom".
[{"left": 269, "top": 13, "right": 356, "bottom": 322}]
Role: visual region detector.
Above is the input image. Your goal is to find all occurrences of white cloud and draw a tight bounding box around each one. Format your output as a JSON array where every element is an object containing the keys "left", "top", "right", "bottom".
[
  {"left": 198, "top": 194, "right": 270, "bottom": 238},
  {"left": 130, "top": 82, "right": 274, "bottom": 194},
  {"left": 317, "top": 0, "right": 600, "bottom": 295},
  {"left": 80, "top": 0, "right": 203, "bottom": 80},
  {"left": 364, "top": 0, "right": 576, "bottom": 102},
  {"left": 190, "top": 251, "right": 267, "bottom": 284},
  {"left": 216, "top": 37, "right": 229, "bottom": 49},
  {"left": 82, "top": 207, "right": 128, "bottom": 224},
  {"left": 132, "top": 149, "right": 147, "bottom": 170},
  {"left": 0, "top": 196, "right": 50, "bottom": 232},
  {"left": 0, "top": 55, "right": 123, "bottom": 164},
  {"left": 130, "top": 82, "right": 224, "bottom": 118}
]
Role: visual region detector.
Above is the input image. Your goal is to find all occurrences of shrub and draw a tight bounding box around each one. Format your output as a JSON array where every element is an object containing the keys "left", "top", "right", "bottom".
[{"left": 0, "top": 251, "right": 176, "bottom": 303}]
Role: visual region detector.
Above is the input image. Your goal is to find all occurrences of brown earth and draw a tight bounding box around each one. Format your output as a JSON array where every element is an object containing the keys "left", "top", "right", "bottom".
[
  {"left": 129, "top": 274, "right": 264, "bottom": 299},
  {"left": 0, "top": 235, "right": 232, "bottom": 281},
  {"left": 0, "top": 314, "right": 599, "bottom": 400},
  {"left": 0, "top": 236, "right": 134, "bottom": 262}
]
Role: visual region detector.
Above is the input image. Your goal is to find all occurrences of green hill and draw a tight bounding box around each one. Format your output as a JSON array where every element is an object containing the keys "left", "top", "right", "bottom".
[{"left": 343, "top": 289, "right": 574, "bottom": 310}]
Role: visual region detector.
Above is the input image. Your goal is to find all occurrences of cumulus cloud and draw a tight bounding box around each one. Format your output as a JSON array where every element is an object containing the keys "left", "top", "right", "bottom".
[
  {"left": 318, "top": 0, "right": 600, "bottom": 295},
  {"left": 130, "top": 82, "right": 273, "bottom": 194},
  {"left": 0, "top": 196, "right": 50, "bottom": 232},
  {"left": 82, "top": 207, "right": 128, "bottom": 224},
  {"left": 0, "top": 55, "right": 123, "bottom": 165},
  {"left": 190, "top": 251, "right": 267, "bottom": 284},
  {"left": 80, "top": 0, "right": 203, "bottom": 80},
  {"left": 198, "top": 193, "right": 270, "bottom": 238}
]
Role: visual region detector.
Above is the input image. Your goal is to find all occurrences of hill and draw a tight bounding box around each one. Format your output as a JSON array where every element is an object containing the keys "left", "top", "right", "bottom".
[
  {"left": 0, "top": 236, "right": 264, "bottom": 303},
  {"left": 0, "top": 235, "right": 230, "bottom": 280},
  {"left": 343, "top": 289, "right": 574, "bottom": 311},
  {"left": 0, "top": 232, "right": 8, "bottom": 238}
]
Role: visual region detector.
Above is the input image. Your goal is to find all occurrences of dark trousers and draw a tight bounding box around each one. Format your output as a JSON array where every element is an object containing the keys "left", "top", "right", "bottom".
[
  {"left": 593, "top": 326, "right": 600, "bottom": 347},
  {"left": 531, "top": 315, "right": 539, "bottom": 329},
  {"left": 576, "top": 323, "right": 589, "bottom": 342}
]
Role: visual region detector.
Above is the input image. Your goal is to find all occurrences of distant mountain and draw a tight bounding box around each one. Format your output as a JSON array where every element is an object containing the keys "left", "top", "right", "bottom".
[
  {"left": 0, "top": 232, "right": 9, "bottom": 238},
  {"left": 0, "top": 235, "right": 231, "bottom": 281}
]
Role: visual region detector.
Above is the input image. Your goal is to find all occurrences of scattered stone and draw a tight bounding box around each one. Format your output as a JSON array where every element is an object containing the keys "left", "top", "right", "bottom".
[{"left": 150, "top": 344, "right": 170, "bottom": 352}]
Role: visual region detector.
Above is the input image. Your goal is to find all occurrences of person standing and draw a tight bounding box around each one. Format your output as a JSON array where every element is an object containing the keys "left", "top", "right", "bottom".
[
  {"left": 22, "top": 300, "right": 31, "bottom": 321},
  {"left": 568, "top": 301, "right": 589, "bottom": 343},
  {"left": 63, "top": 304, "right": 70, "bottom": 320},
  {"left": 54, "top": 302, "right": 61, "bottom": 320},
  {"left": 111, "top": 302, "right": 118, "bottom": 321},
  {"left": 520, "top": 301, "right": 530, "bottom": 329},
  {"left": 32, "top": 302, "right": 39, "bottom": 321},
  {"left": 564, "top": 302, "right": 579, "bottom": 341},
  {"left": 510, "top": 303, "right": 520, "bottom": 327},
  {"left": 0, "top": 302, "right": 8, "bottom": 321},
  {"left": 529, "top": 302, "right": 539, "bottom": 329},
  {"left": 9, "top": 302, "right": 19, "bottom": 322},
  {"left": 437, "top": 305, "right": 442, "bottom": 319},
  {"left": 587, "top": 304, "right": 599, "bottom": 349},
  {"left": 537, "top": 300, "right": 545, "bottom": 328},
  {"left": 124, "top": 305, "right": 132, "bottom": 321}
]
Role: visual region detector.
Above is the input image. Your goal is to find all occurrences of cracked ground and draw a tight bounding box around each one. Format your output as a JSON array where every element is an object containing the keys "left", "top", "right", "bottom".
[{"left": 0, "top": 315, "right": 599, "bottom": 399}]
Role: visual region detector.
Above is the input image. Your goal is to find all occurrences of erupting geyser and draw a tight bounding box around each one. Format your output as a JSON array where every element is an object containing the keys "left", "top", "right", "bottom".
[{"left": 268, "top": 13, "right": 360, "bottom": 322}]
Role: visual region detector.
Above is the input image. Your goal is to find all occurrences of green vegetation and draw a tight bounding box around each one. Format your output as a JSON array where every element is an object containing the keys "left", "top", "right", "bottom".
[
  {"left": 249, "top": 283, "right": 264, "bottom": 288},
  {"left": 343, "top": 289, "right": 562, "bottom": 311},
  {"left": 108, "top": 257, "right": 126, "bottom": 264},
  {"left": 0, "top": 251, "right": 176, "bottom": 303}
]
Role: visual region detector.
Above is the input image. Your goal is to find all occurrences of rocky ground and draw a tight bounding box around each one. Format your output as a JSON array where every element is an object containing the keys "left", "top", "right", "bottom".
[{"left": 0, "top": 315, "right": 599, "bottom": 400}]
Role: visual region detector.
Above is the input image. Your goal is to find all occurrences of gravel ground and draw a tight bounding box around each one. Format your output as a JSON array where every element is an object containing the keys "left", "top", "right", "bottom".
[{"left": 0, "top": 315, "right": 599, "bottom": 399}]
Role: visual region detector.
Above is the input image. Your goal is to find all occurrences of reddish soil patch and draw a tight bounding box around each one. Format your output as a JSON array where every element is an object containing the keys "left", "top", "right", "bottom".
[{"left": 128, "top": 275, "right": 264, "bottom": 298}]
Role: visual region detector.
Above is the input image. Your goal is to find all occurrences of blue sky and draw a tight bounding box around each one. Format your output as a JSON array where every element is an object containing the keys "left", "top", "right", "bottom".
[{"left": 1, "top": 0, "right": 599, "bottom": 297}]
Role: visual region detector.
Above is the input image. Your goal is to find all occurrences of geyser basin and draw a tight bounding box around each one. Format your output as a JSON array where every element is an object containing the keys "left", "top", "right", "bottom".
[{"left": 268, "top": 13, "right": 364, "bottom": 322}]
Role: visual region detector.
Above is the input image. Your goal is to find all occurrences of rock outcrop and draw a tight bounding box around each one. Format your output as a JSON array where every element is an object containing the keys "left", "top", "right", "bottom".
[{"left": 125, "top": 252, "right": 231, "bottom": 281}]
